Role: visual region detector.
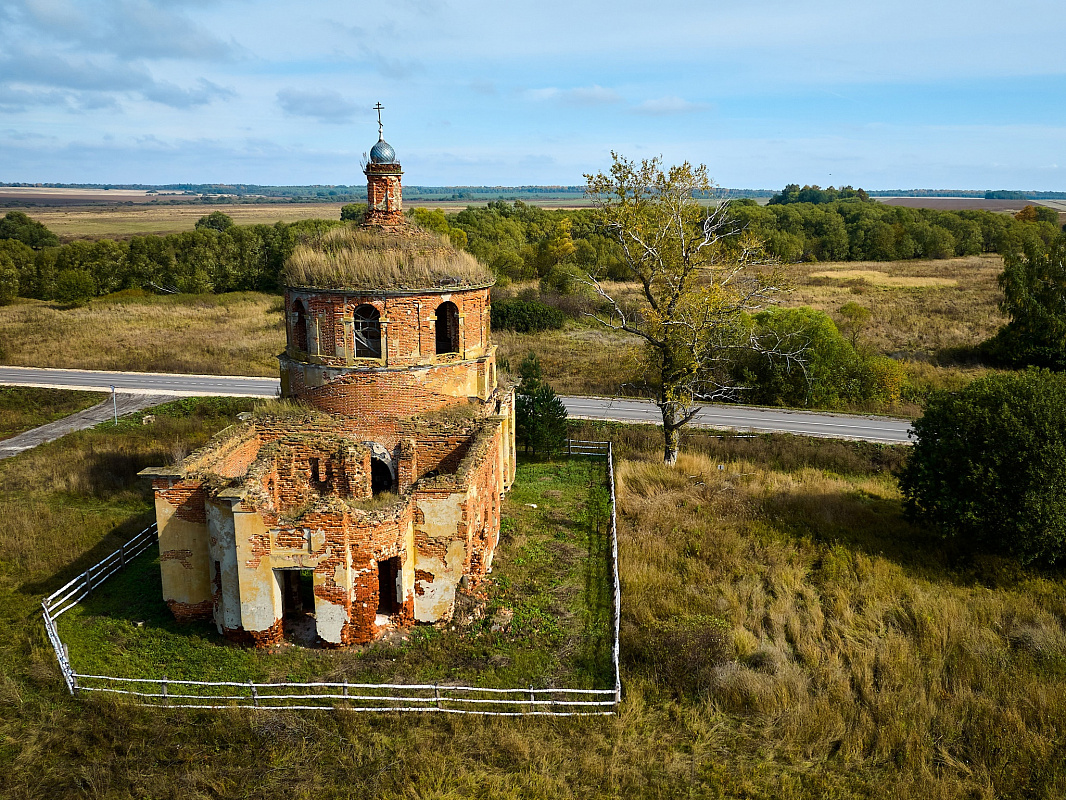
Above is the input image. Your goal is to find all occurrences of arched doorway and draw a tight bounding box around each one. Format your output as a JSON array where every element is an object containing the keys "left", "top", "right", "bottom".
[
  {"left": 292, "top": 299, "right": 308, "bottom": 352},
  {"left": 371, "top": 458, "right": 393, "bottom": 494},
  {"left": 435, "top": 301, "right": 459, "bottom": 355},
  {"left": 352, "top": 303, "right": 381, "bottom": 358}
]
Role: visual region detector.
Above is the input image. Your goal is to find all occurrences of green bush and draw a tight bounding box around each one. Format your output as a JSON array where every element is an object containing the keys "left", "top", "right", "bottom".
[
  {"left": 0, "top": 210, "right": 59, "bottom": 249},
  {"left": 53, "top": 268, "right": 95, "bottom": 306},
  {"left": 0, "top": 252, "right": 17, "bottom": 305},
  {"left": 737, "top": 306, "right": 900, "bottom": 409},
  {"left": 985, "top": 232, "right": 1066, "bottom": 370},
  {"left": 514, "top": 352, "right": 568, "bottom": 456},
  {"left": 490, "top": 299, "right": 565, "bottom": 333},
  {"left": 194, "top": 211, "right": 235, "bottom": 232},
  {"left": 899, "top": 369, "right": 1066, "bottom": 565}
]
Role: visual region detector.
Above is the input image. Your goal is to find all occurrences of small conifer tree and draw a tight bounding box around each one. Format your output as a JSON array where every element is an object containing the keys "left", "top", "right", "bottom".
[{"left": 515, "top": 352, "right": 568, "bottom": 456}]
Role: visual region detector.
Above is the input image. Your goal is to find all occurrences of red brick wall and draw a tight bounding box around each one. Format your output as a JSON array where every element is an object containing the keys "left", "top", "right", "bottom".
[
  {"left": 285, "top": 287, "right": 491, "bottom": 369},
  {"left": 365, "top": 164, "right": 403, "bottom": 226},
  {"left": 155, "top": 480, "right": 208, "bottom": 524},
  {"left": 213, "top": 436, "right": 262, "bottom": 479}
]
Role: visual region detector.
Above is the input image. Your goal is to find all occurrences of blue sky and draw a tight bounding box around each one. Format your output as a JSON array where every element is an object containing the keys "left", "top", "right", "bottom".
[{"left": 2, "top": 0, "right": 1064, "bottom": 190}]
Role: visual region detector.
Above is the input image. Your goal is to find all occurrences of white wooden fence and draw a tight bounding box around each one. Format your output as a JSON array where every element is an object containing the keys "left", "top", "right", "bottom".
[{"left": 40, "top": 440, "right": 622, "bottom": 715}]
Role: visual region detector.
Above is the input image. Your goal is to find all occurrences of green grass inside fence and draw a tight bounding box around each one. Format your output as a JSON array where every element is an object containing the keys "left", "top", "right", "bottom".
[{"left": 56, "top": 456, "right": 614, "bottom": 693}]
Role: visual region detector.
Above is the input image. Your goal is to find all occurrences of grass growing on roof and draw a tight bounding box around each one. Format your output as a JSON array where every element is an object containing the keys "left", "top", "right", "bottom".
[{"left": 283, "top": 225, "right": 493, "bottom": 291}]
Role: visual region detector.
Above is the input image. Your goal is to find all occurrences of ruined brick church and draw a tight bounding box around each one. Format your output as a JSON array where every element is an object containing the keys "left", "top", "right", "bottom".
[{"left": 141, "top": 118, "right": 516, "bottom": 647}]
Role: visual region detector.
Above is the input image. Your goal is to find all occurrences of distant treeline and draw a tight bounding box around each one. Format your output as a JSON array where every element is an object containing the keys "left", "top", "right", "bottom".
[
  {"left": 730, "top": 197, "right": 1062, "bottom": 262},
  {"left": 0, "top": 192, "right": 1062, "bottom": 305},
  {"left": 7, "top": 182, "right": 1066, "bottom": 200},
  {"left": 0, "top": 211, "right": 345, "bottom": 303}
]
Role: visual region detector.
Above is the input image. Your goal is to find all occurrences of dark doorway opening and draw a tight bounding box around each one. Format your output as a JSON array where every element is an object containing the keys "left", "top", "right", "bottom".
[
  {"left": 292, "top": 299, "right": 308, "bottom": 352},
  {"left": 278, "top": 569, "right": 317, "bottom": 644},
  {"left": 377, "top": 557, "right": 401, "bottom": 615},
  {"left": 435, "top": 301, "right": 459, "bottom": 354},
  {"left": 371, "top": 458, "right": 392, "bottom": 495},
  {"left": 280, "top": 569, "right": 316, "bottom": 614}
]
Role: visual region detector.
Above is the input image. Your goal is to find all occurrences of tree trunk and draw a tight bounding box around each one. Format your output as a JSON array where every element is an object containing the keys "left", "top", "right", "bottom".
[{"left": 661, "top": 403, "right": 681, "bottom": 465}]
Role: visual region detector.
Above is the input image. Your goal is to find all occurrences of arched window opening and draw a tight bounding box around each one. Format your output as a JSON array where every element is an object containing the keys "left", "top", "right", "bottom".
[
  {"left": 353, "top": 304, "right": 382, "bottom": 358},
  {"left": 435, "top": 301, "right": 459, "bottom": 355},
  {"left": 292, "top": 299, "right": 308, "bottom": 352},
  {"left": 371, "top": 458, "right": 393, "bottom": 495}
]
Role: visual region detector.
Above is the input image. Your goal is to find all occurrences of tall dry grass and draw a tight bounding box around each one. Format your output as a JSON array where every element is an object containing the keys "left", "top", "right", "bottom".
[
  {"left": 0, "top": 293, "right": 284, "bottom": 376},
  {"left": 781, "top": 254, "right": 1007, "bottom": 358},
  {"left": 284, "top": 225, "right": 492, "bottom": 290},
  {"left": 1, "top": 406, "right": 1064, "bottom": 797},
  {"left": 612, "top": 433, "right": 1066, "bottom": 797}
]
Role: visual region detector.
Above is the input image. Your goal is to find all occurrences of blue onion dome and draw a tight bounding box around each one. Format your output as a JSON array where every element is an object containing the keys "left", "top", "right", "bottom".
[{"left": 369, "top": 137, "right": 396, "bottom": 164}]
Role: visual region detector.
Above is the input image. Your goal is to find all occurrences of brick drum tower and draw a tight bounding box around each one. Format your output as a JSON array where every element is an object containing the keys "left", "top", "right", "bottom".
[{"left": 142, "top": 116, "right": 516, "bottom": 648}]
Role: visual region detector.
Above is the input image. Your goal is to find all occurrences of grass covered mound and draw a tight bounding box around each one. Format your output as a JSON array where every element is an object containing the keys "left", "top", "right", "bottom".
[
  {"left": 283, "top": 225, "right": 493, "bottom": 292},
  {"left": 1, "top": 400, "right": 1065, "bottom": 798}
]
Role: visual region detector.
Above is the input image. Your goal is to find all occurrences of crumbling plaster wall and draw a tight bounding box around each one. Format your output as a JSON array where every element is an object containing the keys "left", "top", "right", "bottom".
[{"left": 152, "top": 478, "right": 213, "bottom": 621}]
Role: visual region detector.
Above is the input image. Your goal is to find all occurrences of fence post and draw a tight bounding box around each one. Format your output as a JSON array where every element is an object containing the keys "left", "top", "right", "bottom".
[
  {"left": 434, "top": 683, "right": 441, "bottom": 710},
  {"left": 568, "top": 438, "right": 572, "bottom": 456},
  {"left": 343, "top": 679, "right": 349, "bottom": 701},
  {"left": 119, "top": 540, "right": 126, "bottom": 567},
  {"left": 528, "top": 684, "right": 535, "bottom": 713},
  {"left": 161, "top": 676, "right": 168, "bottom": 707},
  {"left": 249, "top": 680, "right": 258, "bottom": 708},
  {"left": 84, "top": 570, "right": 92, "bottom": 598}
]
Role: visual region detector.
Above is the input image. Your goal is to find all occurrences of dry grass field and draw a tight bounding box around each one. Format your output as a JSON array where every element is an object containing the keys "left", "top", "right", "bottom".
[
  {"left": 5, "top": 197, "right": 595, "bottom": 240},
  {"left": 0, "top": 292, "right": 285, "bottom": 376},
  {"left": 0, "top": 253, "right": 1004, "bottom": 407},
  {"left": 21, "top": 203, "right": 351, "bottom": 240},
  {"left": 781, "top": 253, "right": 1006, "bottom": 358},
  {"left": 1, "top": 401, "right": 1063, "bottom": 798}
]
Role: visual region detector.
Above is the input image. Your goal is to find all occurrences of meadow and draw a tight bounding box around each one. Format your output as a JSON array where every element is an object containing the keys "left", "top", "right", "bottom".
[
  {"left": 0, "top": 386, "right": 105, "bottom": 440},
  {"left": 19, "top": 203, "right": 350, "bottom": 241},
  {"left": 57, "top": 449, "right": 613, "bottom": 692},
  {"left": 0, "top": 251, "right": 1005, "bottom": 413},
  {"left": 0, "top": 397, "right": 1063, "bottom": 798}
]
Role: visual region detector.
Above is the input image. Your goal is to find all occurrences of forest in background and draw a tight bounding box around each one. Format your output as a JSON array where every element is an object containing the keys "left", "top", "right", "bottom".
[{"left": 0, "top": 191, "right": 1060, "bottom": 303}]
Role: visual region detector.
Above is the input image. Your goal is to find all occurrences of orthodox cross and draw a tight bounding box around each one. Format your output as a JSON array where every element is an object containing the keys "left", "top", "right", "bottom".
[{"left": 374, "top": 102, "right": 385, "bottom": 139}]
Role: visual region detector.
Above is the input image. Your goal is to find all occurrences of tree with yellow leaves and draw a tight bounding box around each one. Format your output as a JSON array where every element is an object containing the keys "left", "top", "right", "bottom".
[{"left": 584, "top": 154, "right": 792, "bottom": 464}]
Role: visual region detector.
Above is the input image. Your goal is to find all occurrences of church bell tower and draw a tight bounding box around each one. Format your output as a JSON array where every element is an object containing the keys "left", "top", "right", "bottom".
[{"left": 363, "top": 102, "right": 404, "bottom": 227}]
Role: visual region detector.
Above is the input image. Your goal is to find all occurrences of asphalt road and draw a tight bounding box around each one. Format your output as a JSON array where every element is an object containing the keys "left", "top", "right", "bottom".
[
  {"left": 0, "top": 393, "right": 172, "bottom": 460},
  {"left": 0, "top": 366, "right": 913, "bottom": 444}
]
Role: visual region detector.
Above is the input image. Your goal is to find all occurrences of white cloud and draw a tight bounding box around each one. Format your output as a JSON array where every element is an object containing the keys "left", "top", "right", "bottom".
[
  {"left": 632, "top": 96, "right": 710, "bottom": 115},
  {"left": 525, "top": 85, "right": 622, "bottom": 106},
  {"left": 277, "top": 88, "right": 359, "bottom": 123}
]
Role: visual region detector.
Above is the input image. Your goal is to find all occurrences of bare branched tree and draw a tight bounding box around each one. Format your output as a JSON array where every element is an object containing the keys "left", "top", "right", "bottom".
[{"left": 584, "top": 153, "right": 798, "bottom": 465}]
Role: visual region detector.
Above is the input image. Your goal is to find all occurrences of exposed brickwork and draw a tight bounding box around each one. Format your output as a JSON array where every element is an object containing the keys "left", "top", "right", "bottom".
[
  {"left": 364, "top": 163, "right": 404, "bottom": 227},
  {"left": 414, "top": 568, "right": 433, "bottom": 596},
  {"left": 283, "top": 287, "right": 492, "bottom": 369},
  {"left": 247, "top": 618, "right": 284, "bottom": 647},
  {"left": 157, "top": 482, "right": 207, "bottom": 524},
  {"left": 147, "top": 162, "right": 514, "bottom": 648},
  {"left": 212, "top": 435, "right": 262, "bottom": 479},
  {"left": 345, "top": 568, "right": 381, "bottom": 644},
  {"left": 160, "top": 549, "right": 194, "bottom": 569},
  {"left": 167, "top": 598, "right": 213, "bottom": 622}
]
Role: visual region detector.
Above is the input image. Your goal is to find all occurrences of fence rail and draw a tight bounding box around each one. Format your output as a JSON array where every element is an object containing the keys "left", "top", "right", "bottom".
[{"left": 41, "top": 439, "right": 622, "bottom": 714}]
